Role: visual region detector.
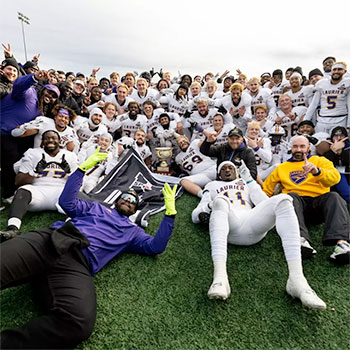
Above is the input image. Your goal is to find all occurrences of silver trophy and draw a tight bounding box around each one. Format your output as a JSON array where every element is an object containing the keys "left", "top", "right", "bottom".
[{"left": 155, "top": 147, "right": 173, "bottom": 172}]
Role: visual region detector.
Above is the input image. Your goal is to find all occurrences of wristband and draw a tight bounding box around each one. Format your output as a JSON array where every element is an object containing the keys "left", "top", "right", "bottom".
[{"left": 312, "top": 168, "right": 321, "bottom": 176}]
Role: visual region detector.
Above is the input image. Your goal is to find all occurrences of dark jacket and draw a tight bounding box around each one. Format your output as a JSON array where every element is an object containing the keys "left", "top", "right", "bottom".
[
  {"left": 0, "top": 75, "right": 14, "bottom": 99},
  {"left": 324, "top": 140, "right": 350, "bottom": 182},
  {"left": 200, "top": 139, "right": 258, "bottom": 179}
]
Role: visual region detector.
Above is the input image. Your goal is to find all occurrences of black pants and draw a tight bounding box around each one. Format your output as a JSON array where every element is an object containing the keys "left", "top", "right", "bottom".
[
  {"left": 0, "top": 134, "right": 35, "bottom": 198},
  {"left": 0, "top": 224, "right": 96, "bottom": 349},
  {"left": 288, "top": 192, "right": 349, "bottom": 246}
]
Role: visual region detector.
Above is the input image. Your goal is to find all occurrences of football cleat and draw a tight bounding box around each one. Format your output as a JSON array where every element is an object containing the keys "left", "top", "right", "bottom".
[
  {"left": 300, "top": 237, "right": 317, "bottom": 259},
  {"left": 208, "top": 279, "right": 231, "bottom": 300},
  {"left": 198, "top": 212, "right": 210, "bottom": 227},
  {"left": 330, "top": 241, "right": 350, "bottom": 265},
  {"left": 286, "top": 279, "right": 326, "bottom": 310}
]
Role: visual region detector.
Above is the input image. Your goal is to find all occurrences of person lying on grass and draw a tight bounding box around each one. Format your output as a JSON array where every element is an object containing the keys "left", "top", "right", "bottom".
[
  {"left": 0, "top": 148, "right": 177, "bottom": 350},
  {"left": 192, "top": 160, "right": 326, "bottom": 310}
]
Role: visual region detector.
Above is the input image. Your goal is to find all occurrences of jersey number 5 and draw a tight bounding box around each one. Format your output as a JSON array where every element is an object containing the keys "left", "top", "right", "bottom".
[{"left": 326, "top": 95, "right": 337, "bottom": 110}]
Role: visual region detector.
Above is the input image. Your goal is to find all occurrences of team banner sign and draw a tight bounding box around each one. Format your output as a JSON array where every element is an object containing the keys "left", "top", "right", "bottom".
[{"left": 79, "top": 148, "right": 183, "bottom": 227}]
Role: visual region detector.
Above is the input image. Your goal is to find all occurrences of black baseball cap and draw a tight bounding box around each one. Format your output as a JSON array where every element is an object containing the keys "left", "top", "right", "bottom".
[{"left": 228, "top": 127, "right": 243, "bottom": 137}]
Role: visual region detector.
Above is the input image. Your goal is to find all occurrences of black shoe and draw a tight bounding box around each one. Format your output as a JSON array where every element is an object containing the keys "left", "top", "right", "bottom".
[
  {"left": 0, "top": 227, "right": 19, "bottom": 243},
  {"left": 300, "top": 237, "right": 317, "bottom": 259},
  {"left": 198, "top": 212, "right": 210, "bottom": 227}
]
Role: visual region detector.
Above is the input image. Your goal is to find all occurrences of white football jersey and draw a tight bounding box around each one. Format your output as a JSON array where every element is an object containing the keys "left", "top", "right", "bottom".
[
  {"left": 313, "top": 78, "right": 349, "bottom": 117},
  {"left": 205, "top": 123, "right": 234, "bottom": 145},
  {"left": 25, "top": 116, "right": 76, "bottom": 150},
  {"left": 246, "top": 137, "right": 273, "bottom": 171},
  {"left": 131, "top": 89, "right": 159, "bottom": 109},
  {"left": 249, "top": 88, "right": 276, "bottom": 119},
  {"left": 215, "top": 93, "right": 252, "bottom": 131},
  {"left": 102, "top": 115, "right": 121, "bottom": 134},
  {"left": 118, "top": 113, "right": 148, "bottom": 138},
  {"left": 274, "top": 106, "right": 307, "bottom": 140},
  {"left": 175, "top": 139, "right": 216, "bottom": 175},
  {"left": 159, "top": 94, "right": 189, "bottom": 115},
  {"left": 14, "top": 148, "right": 78, "bottom": 186},
  {"left": 204, "top": 179, "right": 253, "bottom": 211},
  {"left": 285, "top": 85, "right": 315, "bottom": 107},
  {"left": 132, "top": 141, "right": 152, "bottom": 161},
  {"left": 270, "top": 81, "right": 289, "bottom": 106},
  {"left": 74, "top": 120, "right": 108, "bottom": 144},
  {"left": 102, "top": 94, "right": 134, "bottom": 113}
]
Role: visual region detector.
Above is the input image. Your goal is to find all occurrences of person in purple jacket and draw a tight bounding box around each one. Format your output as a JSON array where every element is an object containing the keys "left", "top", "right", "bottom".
[
  {"left": 0, "top": 69, "right": 61, "bottom": 199},
  {"left": 0, "top": 148, "right": 178, "bottom": 349}
]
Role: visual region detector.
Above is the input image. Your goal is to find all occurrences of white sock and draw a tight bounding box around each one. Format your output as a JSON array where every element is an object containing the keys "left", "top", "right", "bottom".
[
  {"left": 7, "top": 217, "right": 21, "bottom": 230},
  {"left": 213, "top": 260, "right": 228, "bottom": 282},
  {"left": 287, "top": 259, "right": 308, "bottom": 288},
  {"left": 197, "top": 190, "right": 203, "bottom": 199}
]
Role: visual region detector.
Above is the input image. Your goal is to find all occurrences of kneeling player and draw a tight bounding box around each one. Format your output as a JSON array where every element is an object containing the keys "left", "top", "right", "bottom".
[{"left": 192, "top": 161, "right": 326, "bottom": 309}]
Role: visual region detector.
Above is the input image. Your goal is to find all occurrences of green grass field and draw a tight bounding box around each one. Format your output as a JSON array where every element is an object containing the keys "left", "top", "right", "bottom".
[{"left": 1, "top": 194, "right": 349, "bottom": 350}]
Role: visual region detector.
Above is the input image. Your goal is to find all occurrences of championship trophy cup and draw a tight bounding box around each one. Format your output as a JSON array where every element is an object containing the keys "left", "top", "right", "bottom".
[{"left": 155, "top": 147, "right": 173, "bottom": 173}]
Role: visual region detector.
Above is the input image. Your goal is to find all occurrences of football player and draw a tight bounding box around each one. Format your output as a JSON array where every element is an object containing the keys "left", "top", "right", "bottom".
[
  {"left": 175, "top": 135, "right": 216, "bottom": 197},
  {"left": 191, "top": 160, "right": 326, "bottom": 310},
  {"left": 0, "top": 130, "right": 77, "bottom": 240},
  {"left": 304, "top": 62, "right": 350, "bottom": 133}
]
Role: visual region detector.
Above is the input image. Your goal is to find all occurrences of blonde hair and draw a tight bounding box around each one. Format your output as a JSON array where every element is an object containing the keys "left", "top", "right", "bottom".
[
  {"left": 136, "top": 78, "right": 149, "bottom": 87},
  {"left": 190, "top": 81, "right": 201, "bottom": 88},
  {"left": 176, "top": 135, "right": 190, "bottom": 145},
  {"left": 134, "top": 128, "right": 146, "bottom": 135},
  {"left": 248, "top": 121, "right": 261, "bottom": 129},
  {"left": 117, "top": 83, "right": 129, "bottom": 93},
  {"left": 248, "top": 77, "right": 260, "bottom": 84},
  {"left": 279, "top": 94, "right": 292, "bottom": 103},
  {"left": 206, "top": 80, "right": 217, "bottom": 88},
  {"left": 110, "top": 72, "right": 120, "bottom": 79},
  {"left": 103, "top": 102, "right": 117, "bottom": 113},
  {"left": 196, "top": 98, "right": 209, "bottom": 106},
  {"left": 254, "top": 105, "right": 267, "bottom": 113},
  {"left": 230, "top": 83, "right": 244, "bottom": 92},
  {"left": 87, "top": 77, "right": 98, "bottom": 84}
]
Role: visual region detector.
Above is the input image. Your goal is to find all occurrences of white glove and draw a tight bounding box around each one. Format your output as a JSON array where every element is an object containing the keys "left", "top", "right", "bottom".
[
  {"left": 11, "top": 125, "right": 26, "bottom": 137},
  {"left": 238, "top": 160, "right": 253, "bottom": 183},
  {"left": 25, "top": 118, "right": 45, "bottom": 130}
]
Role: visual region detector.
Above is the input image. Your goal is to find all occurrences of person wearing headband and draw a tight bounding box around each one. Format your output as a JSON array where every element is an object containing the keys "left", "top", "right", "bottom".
[
  {"left": 304, "top": 61, "right": 350, "bottom": 134},
  {"left": 191, "top": 160, "right": 326, "bottom": 310},
  {"left": 11, "top": 104, "right": 77, "bottom": 151},
  {"left": 285, "top": 71, "right": 315, "bottom": 108}
]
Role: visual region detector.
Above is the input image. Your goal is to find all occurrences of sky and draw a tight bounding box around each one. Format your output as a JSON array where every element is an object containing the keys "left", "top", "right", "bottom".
[{"left": 1, "top": 0, "right": 349, "bottom": 81}]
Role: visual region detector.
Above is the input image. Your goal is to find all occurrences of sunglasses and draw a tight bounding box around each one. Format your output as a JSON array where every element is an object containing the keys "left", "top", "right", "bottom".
[{"left": 120, "top": 193, "right": 137, "bottom": 205}]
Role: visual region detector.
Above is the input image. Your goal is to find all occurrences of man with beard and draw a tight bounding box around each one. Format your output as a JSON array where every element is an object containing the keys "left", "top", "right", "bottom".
[
  {"left": 132, "top": 128, "right": 152, "bottom": 168},
  {"left": 0, "top": 148, "right": 177, "bottom": 349},
  {"left": 183, "top": 99, "right": 218, "bottom": 140},
  {"left": 57, "top": 81, "right": 80, "bottom": 115},
  {"left": 263, "top": 136, "right": 349, "bottom": 265},
  {"left": 191, "top": 161, "right": 326, "bottom": 310},
  {"left": 0, "top": 130, "right": 77, "bottom": 241},
  {"left": 75, "top": 108, "right": 108, "bottom": 146},
  {"left": 214, "top": 83, "right": 252, "bottom": 133},
  {"left": 118, "top": 101, "right": 148, "bottom": 138},
  {"left": 175, "top": 135, "right": 216, "bottom": 197},
  {"left": 304, "top": 62, "right": 350, "bottom": 133},
  {"left": 200, "top": 127, "right": 257, "bottom": 180},
  {"left": 285, "top": 72, "right": 315, "bottom": 107}
]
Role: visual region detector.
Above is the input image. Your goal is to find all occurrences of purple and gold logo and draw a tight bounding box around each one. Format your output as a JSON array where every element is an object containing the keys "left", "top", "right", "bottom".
[{"left": 289, "top": 170, "right": 307, "bottom": 184}]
